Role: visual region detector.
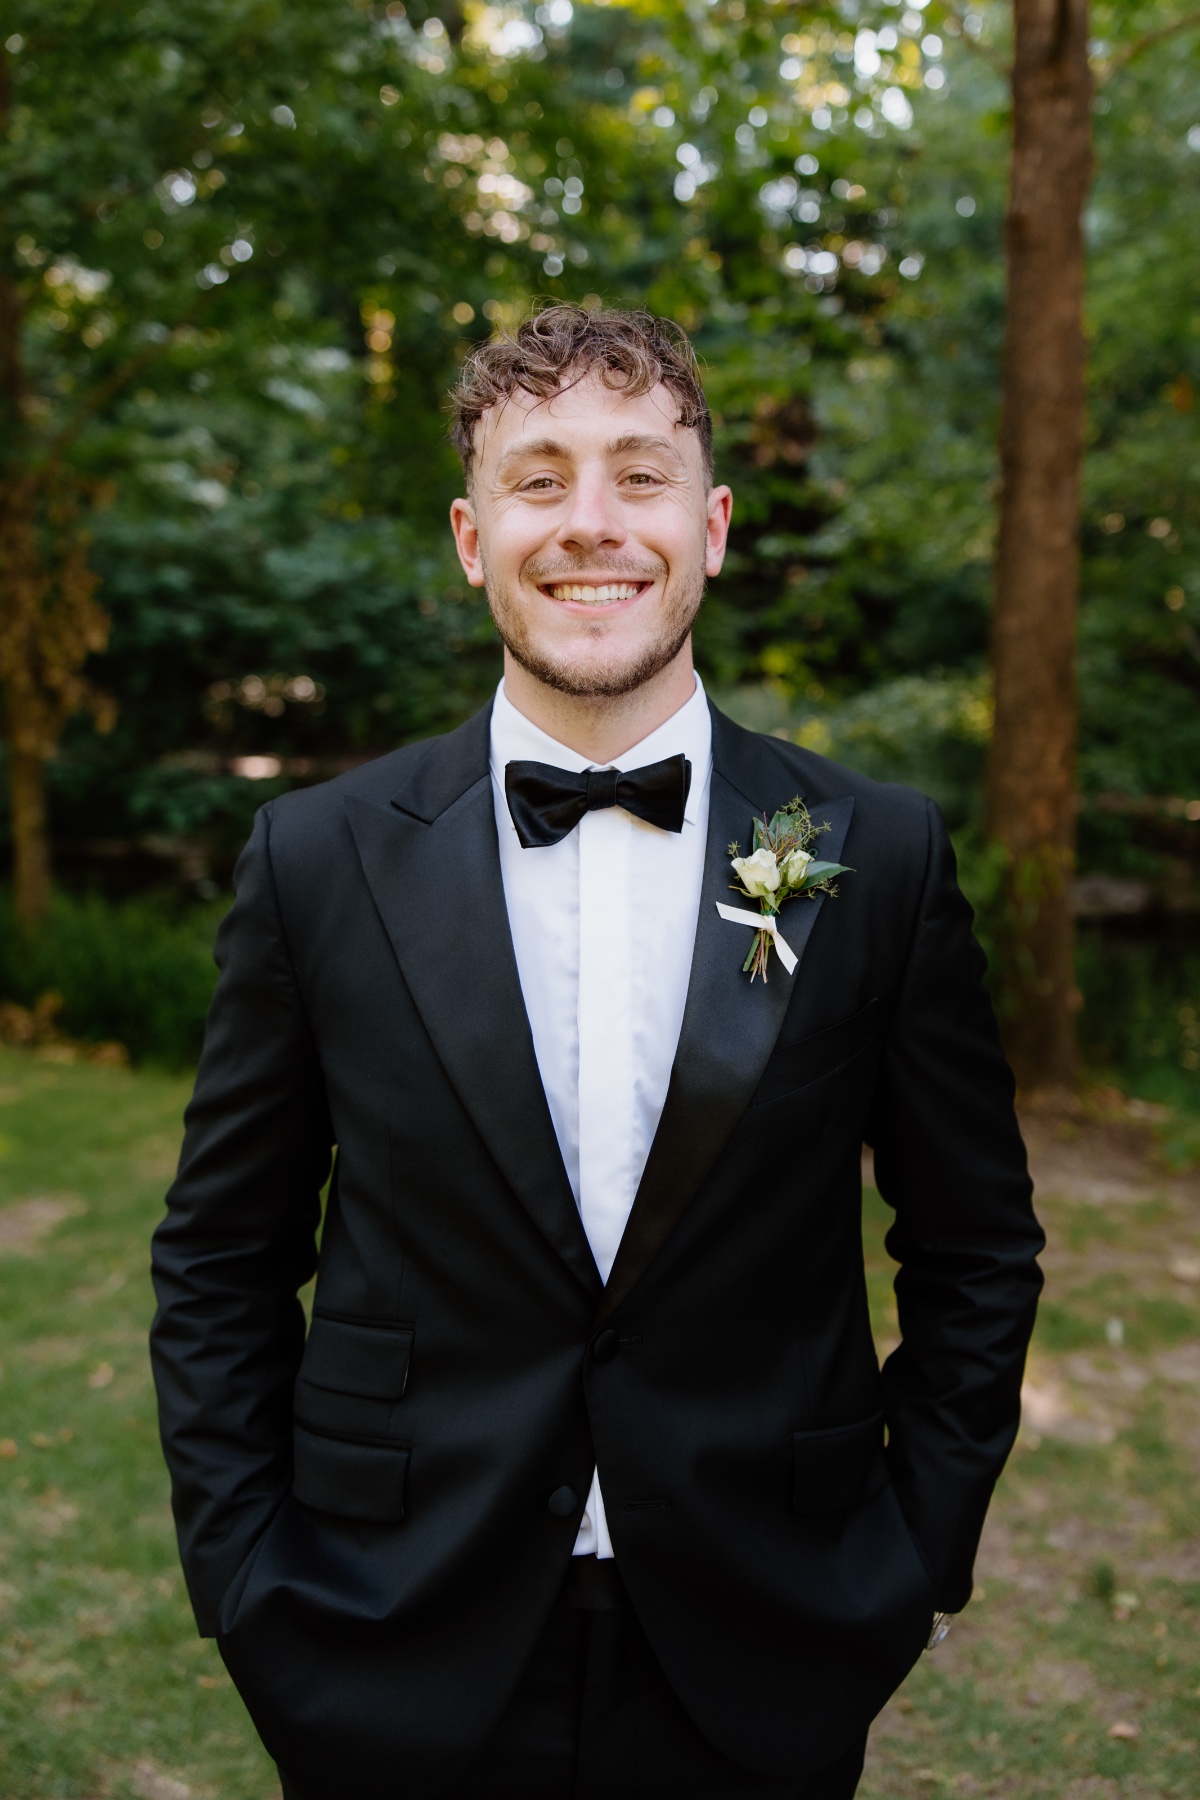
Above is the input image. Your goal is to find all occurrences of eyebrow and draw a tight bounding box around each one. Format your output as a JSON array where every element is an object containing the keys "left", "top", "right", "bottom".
[
  {"left": 494, "top": 432, "right": 686, "bottom": 480},
  {"left": 606, "top": 433, "right": 685, "bottom": 465}
]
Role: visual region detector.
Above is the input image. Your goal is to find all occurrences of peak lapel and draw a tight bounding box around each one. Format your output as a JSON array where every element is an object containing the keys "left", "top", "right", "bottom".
[
  {"left": 344, "top": 722, "right": 600, "bottom": 1299},
  {"left": 599, "top": 714, "right": 854, "bottom": 1320}
]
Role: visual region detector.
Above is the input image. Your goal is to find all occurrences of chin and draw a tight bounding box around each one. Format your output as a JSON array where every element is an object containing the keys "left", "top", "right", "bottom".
[
  {"left": 531, "top": 656, "right": 660, "bottom": 701},
  {"left": 508, "top": 628, "right": 676, "bottom": 697},
  {"left": 493, "top": 583, "right": 700, "bottom": 702}
]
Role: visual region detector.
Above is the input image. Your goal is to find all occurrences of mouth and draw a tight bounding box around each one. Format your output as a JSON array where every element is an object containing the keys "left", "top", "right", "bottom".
[{"left": 539, "top": 580, "right": 651, "bottom": 607}]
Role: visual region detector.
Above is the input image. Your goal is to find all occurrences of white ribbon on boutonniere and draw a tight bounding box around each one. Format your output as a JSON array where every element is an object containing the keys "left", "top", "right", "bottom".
[
  {"left": 715, "top": 904, "right": 800, "bottom": 975},
  {"left": 719, "top": 797, "right": 851, "bottom": 981}
]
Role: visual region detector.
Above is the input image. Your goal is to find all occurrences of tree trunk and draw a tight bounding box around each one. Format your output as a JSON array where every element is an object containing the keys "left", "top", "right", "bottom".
[
  {"left": 985, "top": 0, "right": 1093, "bottom": 1091},
  {"left": 0, "top": 475, "right": 110, "bottom": 933},
  {"left": 1, "top": 45, "right": 111, "bottom": 931},
  {"left": 10, "top": 743, "right": 50, "bottom": 927}
]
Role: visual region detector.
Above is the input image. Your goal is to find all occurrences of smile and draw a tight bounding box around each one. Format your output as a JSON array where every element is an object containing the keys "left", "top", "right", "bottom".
[{"left": 542, "top": 582, "right": 649, "bottom": 605}]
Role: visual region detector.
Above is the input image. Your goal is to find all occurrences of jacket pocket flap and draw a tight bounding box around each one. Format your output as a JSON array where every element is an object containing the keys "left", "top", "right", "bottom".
[
  {"left": 792, "top": 1410, "right": 885, "bottom": 1514},
  {"left": 292, "top": 1424, "right": 409, "bottom": 1523},
  {"left": 754, "top": 997, "right": 881, "bottom": 1107},
  {"left": 300, "top": 1315, "right": 413, "bottom": 1400}
]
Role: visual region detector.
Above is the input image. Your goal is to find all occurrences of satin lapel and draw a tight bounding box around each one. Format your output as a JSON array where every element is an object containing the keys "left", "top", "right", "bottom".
[
  {"left": 345, "top": 775, "right": 601, "bottom": 1299},
  {"left": 599, "top": 728, "right": 855, "bottom": 1320}
]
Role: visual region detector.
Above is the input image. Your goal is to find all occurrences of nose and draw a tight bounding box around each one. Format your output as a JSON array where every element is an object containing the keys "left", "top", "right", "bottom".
[{"left": 554, "top": 464, "right": 627, "bottom": 555}]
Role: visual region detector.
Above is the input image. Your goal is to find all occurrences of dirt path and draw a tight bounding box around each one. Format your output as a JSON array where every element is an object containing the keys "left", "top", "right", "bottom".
[{"left": 860, "top": 1100, "right": 1200, "bottom": 1798}]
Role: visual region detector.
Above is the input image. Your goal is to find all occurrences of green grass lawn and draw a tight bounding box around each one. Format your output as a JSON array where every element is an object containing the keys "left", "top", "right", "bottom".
[
  {"left": 0, "top": 1049, "right": 1197, "bottom": 1797},
  {"left": 0, "top": 1048, "right": 277, "bottom": 1800}
]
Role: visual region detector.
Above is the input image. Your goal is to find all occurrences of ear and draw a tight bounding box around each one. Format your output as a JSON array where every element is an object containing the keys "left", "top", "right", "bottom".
[
  {"left": 449, "top": 496, "right": 486, "bottom": 589},
  {"left": 705, "top": 484, "right": 733, "bottom": 579}
]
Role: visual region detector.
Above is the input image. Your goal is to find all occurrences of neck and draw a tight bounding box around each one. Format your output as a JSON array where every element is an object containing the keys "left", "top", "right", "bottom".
[{"left": 500, "top": 643, "right": 698, "bottom": 764}]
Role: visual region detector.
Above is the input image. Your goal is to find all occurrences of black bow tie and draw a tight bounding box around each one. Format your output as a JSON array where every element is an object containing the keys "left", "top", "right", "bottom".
[{"left": 504, "top": 754, "right": 692, "bottom": 849}]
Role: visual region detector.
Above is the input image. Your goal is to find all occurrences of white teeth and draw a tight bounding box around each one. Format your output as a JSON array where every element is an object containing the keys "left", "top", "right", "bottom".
[{"left": 547, "top": 582, "right": 642, "bottom": 604}]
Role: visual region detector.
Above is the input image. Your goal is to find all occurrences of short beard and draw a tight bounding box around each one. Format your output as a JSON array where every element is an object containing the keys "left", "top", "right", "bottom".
[{"left": 484, "top": 556, "right": 705, "bottom": 700}]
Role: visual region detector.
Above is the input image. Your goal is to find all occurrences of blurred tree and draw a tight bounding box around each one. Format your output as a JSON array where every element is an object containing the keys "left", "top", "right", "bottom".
[
  {"left": 982, "top": 0, "right": 1200, "bottom": 1090},
  {"left": 6, "top": 0, "right": 931, "bottom": 885},
  {"left": 985, "top": 0, "right": 1092, "bottom": 1092},
  {"left": 0, "top": 2, "right": 327, "bottom": 914},
  {"left": 0, "top": 0, "right": 495, "bottom": 909},
  {"left": 7, "top": 0, "right": 1200, "bottom": 1010},
  {"left": 0, "top": 476, "right": 111, "bottom": 923}
]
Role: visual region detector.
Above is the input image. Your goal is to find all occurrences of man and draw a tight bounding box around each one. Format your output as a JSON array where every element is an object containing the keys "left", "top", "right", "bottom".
[{"left": 150, "top": 305, "right": 1042, "bottom": 1800}]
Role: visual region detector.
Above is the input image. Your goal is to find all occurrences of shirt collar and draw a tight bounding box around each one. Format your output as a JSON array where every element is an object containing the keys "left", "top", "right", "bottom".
[{"left": 490, "top": 674, "right": 711, "bottom": 827}]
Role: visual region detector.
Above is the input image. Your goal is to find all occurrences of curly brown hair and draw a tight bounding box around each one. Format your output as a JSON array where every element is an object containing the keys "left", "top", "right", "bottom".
[{"left": 449, "top": 303, "right": 713, "bottom": 487}]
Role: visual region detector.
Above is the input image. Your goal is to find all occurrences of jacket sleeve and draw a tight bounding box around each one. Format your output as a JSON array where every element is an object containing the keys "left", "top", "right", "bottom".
[
  {"left": 149, "top": 803, "right": 332, "bottom": 1636},
  {"left": 868, "top": 798, "right": 1043, "bottom": 1613}
]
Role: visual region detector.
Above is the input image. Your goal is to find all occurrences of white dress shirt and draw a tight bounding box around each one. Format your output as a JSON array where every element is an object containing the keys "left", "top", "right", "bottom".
[{"left": 489, "top": 675, "right": 712, "bottom": 1557}]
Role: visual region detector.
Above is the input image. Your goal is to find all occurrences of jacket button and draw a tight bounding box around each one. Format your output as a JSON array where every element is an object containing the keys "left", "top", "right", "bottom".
[
  {"left": 592, "top": 1329, "right": 620, "bottom": 1363},
  {"left": 548, "top": 1485, "right": 578, "bottom": 1517}
]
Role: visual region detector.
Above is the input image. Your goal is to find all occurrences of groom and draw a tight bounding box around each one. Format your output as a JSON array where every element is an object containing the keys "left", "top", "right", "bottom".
[{"left": 150, "top": 305, "right": 1042, "bottom": 1800}]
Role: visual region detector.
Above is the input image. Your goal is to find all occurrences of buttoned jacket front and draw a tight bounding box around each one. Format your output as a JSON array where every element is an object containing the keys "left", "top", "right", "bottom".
[{"left": 150, "top": 700, "right": 1042, "bottom": 1800}]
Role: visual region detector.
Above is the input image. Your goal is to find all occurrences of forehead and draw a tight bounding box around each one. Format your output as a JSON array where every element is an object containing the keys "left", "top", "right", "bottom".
[{"left": 474, "top": 373, "right": 699, "bottom": 472}]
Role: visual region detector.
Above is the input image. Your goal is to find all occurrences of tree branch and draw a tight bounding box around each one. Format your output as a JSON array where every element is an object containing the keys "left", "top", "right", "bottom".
[
  {"left": 1096, "top": 9, "right": 1200, "bottom": 81},
  {"left": 30, "top": 287, "right": 218, "bottom": 488},
  {"left": 939, "top": 5, "right": 1012, "bottom": 76},
  {"left": 0, "top": 44, "right": 24, "bottom": 455}
]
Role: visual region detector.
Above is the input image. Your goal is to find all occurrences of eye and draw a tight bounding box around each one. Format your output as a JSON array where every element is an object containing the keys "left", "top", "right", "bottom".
[
  {"left": 520, "top": 475, "right": 561, "bottom": 492},
  {"left": 623, "top": 469, "right": 661, "bottom": 487}
]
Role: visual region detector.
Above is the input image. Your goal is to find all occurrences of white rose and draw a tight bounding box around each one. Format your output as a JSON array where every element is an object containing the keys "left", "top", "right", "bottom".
[
  {"left": 782, "top": 847, "right": 813, "bottom": 887},
  {"left": 731, "top": 847, "right": 781, "bottom": 899}
]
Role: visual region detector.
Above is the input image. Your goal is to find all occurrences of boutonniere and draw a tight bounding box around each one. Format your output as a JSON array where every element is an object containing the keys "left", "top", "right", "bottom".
[{"left": 718, "top": 798, "right": 850, "bottom": 982}]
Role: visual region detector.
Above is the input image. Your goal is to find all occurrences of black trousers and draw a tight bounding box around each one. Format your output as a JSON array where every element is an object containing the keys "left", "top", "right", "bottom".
[{"left": 279, "top": 1560, "right": 866, "bottom": 1800}]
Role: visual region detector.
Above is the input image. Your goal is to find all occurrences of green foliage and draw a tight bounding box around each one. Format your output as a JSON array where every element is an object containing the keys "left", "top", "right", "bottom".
[
  {"left": 3, "top": 0, "right": 1200, "bottom": 1099},
  {"left": 1080, "top": 9, "right": 1200, "bottom": 809},
  {"left": 949, "top": 828, "right": 1011, "bottom": 982},
  {"left": 717, "top": 670, "right": 991, "bottom": 831},
  {"left": 57, "top": 503, "right": 495, "bottom": 844},
  {"left": 1076, "top": 925, "right": 1200, "bottom": 1108},
  {"left": 0, "top": 889, "right": 222, "bottom": 1066},
  {"left": 809, "top": 671, "right": 992, "bottom": 826},
  {"left": 3, "top": 0, "right": 1000, "bottom": 850},
  {"left": 694, "top": 0, "right": 1200, "bottom": 880}
]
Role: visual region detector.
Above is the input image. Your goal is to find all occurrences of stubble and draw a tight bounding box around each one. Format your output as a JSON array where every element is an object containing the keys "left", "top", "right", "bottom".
[{"left": 482, "top": 550, "right": 706, "bottom": 700}]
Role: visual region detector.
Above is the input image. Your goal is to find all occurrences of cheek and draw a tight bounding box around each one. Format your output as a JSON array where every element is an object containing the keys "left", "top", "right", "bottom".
[
  {"left": 483, "top": 502, "right": 555, "bottom": 561},
  {"left": 641, "top": 500, "right": 707, "bottom": 561}
]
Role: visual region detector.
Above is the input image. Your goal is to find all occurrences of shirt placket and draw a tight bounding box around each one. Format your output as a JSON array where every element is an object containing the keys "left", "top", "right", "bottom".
[{"left": 576, "top": 803, "right": 634, "bottom": 1286}]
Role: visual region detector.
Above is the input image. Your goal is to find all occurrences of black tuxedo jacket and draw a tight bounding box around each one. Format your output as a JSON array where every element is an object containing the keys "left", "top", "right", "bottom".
[{"left": 150, "top": 700, "right": 1041, "bottom": 1798}]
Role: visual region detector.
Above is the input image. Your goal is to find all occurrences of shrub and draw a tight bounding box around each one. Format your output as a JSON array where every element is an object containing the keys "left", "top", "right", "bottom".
[
  {"left": 1075, "top": 925, "right": 1200, "bottom": 1102},
  {"left": 796, "top": 671, "right": 992, "bottom": 832},
  {"left": 0, "top": 889, "right": 224, "bottom": 1068},
  {"left": 718, "top": 671, "right": 992, "bottom": 833}
]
